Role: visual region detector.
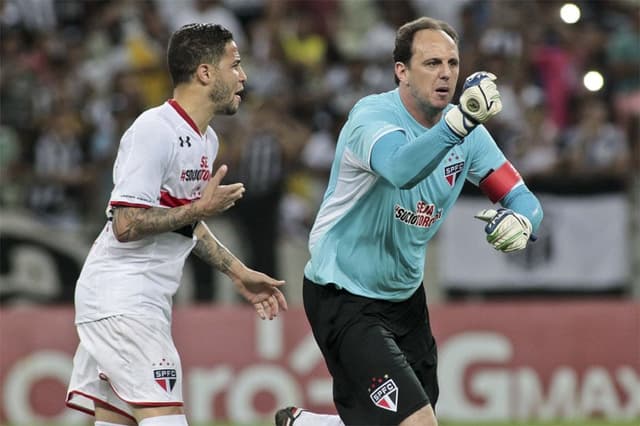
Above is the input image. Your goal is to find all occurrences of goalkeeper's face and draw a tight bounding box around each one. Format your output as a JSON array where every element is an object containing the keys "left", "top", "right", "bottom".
[{"left": 400, "top": 29, "right": 459, "bottom": 114}]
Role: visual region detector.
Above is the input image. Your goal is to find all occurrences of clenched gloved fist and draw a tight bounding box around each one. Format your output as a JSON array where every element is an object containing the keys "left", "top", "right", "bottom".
[
  {"left": 475, "top": 208, "right": 532, "bottom": 252},
  {"left": 445, "top": 71, "right": 503, "bottom": 137}
]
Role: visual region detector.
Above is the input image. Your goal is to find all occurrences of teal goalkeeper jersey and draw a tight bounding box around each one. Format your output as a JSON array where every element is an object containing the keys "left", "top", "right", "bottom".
[{"left": 304, "top": 88, "right": 507, "bottom": 301}]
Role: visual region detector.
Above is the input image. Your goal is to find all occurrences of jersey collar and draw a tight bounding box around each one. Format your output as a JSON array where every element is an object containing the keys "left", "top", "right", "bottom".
[{"left": 168, "top": 99, "right": 201, "bottom": 136}]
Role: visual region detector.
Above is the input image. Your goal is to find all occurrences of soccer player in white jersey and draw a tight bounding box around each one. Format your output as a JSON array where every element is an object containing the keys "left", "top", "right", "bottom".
[
  {"left": 275, "top": 17, "right": 543, "bottom": 426},
  {"left": 66, "top": 23, "right": 288, "bottom": 426}
]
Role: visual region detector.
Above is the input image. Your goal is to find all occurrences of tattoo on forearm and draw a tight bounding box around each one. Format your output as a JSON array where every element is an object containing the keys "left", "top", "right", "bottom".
[
  {"left": 113, "top": 206, "right": 199, "bottom": 241},
  {"left": 192, "top": 232, "right": 234, "bottom": 273}
]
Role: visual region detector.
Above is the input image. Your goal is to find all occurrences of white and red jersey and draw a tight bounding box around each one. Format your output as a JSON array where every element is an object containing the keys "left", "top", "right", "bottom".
[{"left": 75, "top": 99, "right": 218, "bottom": 324}]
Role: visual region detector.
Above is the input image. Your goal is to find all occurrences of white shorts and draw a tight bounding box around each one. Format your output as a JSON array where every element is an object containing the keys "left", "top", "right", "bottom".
[{"left": 66, "top": 315, "right": 183, "bottom": 418}]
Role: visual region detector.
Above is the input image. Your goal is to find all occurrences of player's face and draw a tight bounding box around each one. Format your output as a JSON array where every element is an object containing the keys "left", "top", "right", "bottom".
[
  {"left": 399, "top": 29, "right": 459, "bottom": 115},
  {"left": 210, "top": 41, "right": 247, "bottom": 115}
]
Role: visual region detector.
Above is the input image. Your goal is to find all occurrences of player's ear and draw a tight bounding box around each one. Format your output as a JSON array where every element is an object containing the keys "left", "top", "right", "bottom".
[
  {"left": 395, "top": 61, "right": 408, "bottom": 85},
  {"left": 195, "top": 63, "right": 214, "bottom": 84}
]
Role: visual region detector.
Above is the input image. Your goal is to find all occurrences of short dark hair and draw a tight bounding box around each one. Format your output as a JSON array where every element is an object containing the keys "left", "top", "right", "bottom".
[
  {"left": 167, "top": 23, "right": 234, "bottom": 86},
  {"left": 393, "top": 17, "right": 459, "bottom": 84}
]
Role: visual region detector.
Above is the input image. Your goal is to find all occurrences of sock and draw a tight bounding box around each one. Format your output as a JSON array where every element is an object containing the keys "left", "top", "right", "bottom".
[
  {"left": 138, "top": 414, "right": 188, "bottom": 426},
  {"left": 95, "top": 422, "right": 130, "bottom": 426},
  {"left": 295, "top": 410, "right": 344, "bottom": 426}
]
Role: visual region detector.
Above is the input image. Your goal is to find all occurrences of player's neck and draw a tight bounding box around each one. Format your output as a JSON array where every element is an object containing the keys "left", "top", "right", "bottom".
[
  {"left": 399, "top": 88, "right": 443, "bottom": 128},
  {"left": 172, "top": 88, "right": 214, "bottom": 135}
]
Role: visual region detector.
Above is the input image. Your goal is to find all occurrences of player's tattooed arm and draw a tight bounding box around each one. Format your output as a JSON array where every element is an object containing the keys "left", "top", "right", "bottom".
[
  {"left": 112, "top": 165, "right": 246, "bottom": 242},
  {"left": 112, "top": 205, "right": 201, "bottom": 242},
  {"left": 192, "top": 221, "right": 236, "bottom": 274},
  {"left": 192, "top": 220, "right": 288, "bottom": 320}
]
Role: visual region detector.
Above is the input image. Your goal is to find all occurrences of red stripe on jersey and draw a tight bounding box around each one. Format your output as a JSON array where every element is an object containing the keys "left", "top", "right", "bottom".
[
  {"left": 160, "top": 191, "right": 193, "bottom": 207},
  {"left": 110, "top": 201, "right": 151, "bottom": 209},
  {"left": 479, "top": 161, "right": 523, "bottom": 203},
  {"left": 168, "top": 99, "right": 201, "bottom": 136}
]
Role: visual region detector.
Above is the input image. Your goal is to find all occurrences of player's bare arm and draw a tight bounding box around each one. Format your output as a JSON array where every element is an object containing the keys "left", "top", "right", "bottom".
[
  {"left": 192, "top": 221, "right": 236, "bottom": 274},
  {"left": 192, "top": 221, "right": 288, "bottom": 320},
  {"left": 112, "top": 165, "right": 244, "bottom": 242}
]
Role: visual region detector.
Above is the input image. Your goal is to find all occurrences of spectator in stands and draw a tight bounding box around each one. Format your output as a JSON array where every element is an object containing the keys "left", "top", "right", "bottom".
[
  {"left": 606, "top": 6, "right": 640, "bottom": 139},
  {"left": 162, "top": 0, "right": 247, "bottom": 48},
  {"left": 29, "top": 107, "right": 92, "bottom": 230},
  {"left": 0, "top": 125, "right": 23, "bottom": 207},
  {"left": 225, "top": 92, "right": 309, "bottom": 280},
  {"left": 514, "top": 86, "right": 561, "bottom": 179},
  {"left": 559, "top": 96, "right": 630, "bottom": 179},
  {"left": 528, "top": 1, "right": 578, "bottom": 130}
]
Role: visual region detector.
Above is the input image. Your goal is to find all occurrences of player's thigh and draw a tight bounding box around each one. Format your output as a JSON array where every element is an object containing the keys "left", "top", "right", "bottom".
[
  {"left": 67, "top": 341, "right": 136, "bottom": 420},
  {"left": 95, "top": 400, "right": 137, "bottom": 426},
  {"left": 77, "top": 315, "right": 184, "bottom": 405},
  {"left": 397, "top": 314, "right": 439, "bottom": 408},
  {"left": 334, "top": 320, "right": 429, "bottom": 425},
  {"left": 133, "top": 404, "right": 184, "bottom": 421},
  {"left": 399, "top": 404, "right": 438, "bottom": 426}
]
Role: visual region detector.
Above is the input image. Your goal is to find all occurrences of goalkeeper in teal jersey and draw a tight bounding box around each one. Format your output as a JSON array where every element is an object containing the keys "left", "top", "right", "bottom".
[{"left": 276, "top": 16, "right": 542, "bottom": 426}]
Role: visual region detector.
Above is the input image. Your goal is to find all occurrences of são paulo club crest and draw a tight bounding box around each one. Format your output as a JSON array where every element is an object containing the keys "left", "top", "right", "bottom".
[
  {"left": 444, "top": 161, "right": 464, "bottom": 186},
  {"left": 444, "top": 150, "right": 465, "bottom": 187},
  {"left": 154, "top": 368, "right": 177, "bottom": 392},
  {"left": 369, "top": 377, "right": 399, "bottom": 412},
  {"left": 153, "top": 358, "right": 177, "bottom": 392}
]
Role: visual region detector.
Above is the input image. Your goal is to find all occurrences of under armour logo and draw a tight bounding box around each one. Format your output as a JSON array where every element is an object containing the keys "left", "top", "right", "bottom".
[{"left": 179, "top": 136, "right": 191, "bottom": 147}]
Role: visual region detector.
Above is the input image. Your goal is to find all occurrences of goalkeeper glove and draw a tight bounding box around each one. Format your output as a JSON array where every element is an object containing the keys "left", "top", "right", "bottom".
[
  {"left": 445, "top": 71, "right": 503, "bottom": 137},
  {"left": 475, "top": 208, "right": 533, "bottom": 252}
]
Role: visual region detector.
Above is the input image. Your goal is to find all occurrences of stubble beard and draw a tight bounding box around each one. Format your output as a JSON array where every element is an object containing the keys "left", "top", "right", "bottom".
[
  {"left": 414, "top": 88, "right": 445, "bottom": 122},
  {"left": 209, "top": 81, "right": 238, "bottom": 115}
]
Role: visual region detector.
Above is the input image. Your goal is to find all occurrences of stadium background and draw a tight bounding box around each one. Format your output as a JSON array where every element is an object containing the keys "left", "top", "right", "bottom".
[{"left": 0, "top": 0, "right": 638, "bottom": 425}]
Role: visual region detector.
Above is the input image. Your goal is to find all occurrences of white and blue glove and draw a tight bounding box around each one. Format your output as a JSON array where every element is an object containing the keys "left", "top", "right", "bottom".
[
  {"left": 475, "top": 208, "right": 533, "bottom": 252},
  {"left": 445, "top": 71, "right": 503, "bottom": 137}
]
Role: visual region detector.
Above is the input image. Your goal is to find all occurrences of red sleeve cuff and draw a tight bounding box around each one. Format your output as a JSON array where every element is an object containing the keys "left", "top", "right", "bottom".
[{"left": 110, "top": 201, "right": 152, "bottom": 209}]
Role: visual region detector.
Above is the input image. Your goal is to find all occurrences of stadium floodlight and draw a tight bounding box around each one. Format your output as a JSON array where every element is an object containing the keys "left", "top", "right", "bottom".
[
  {"left": 560, "top": 3, "right": 581, "bottom": 24},
  {"left": 583, "top": 70, "right": 605, "bottom": 92}
]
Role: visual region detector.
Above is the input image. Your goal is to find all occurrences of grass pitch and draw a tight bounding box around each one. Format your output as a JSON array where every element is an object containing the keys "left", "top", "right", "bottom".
[
  {"left": 439, "top": 422, "right": 639, "bottom": 426},
  {"left": 3, "top": 420, "right": 638, "bottom": 426},
  {"left": 201, "top": 421, "right": 638, "bottom": 426}
]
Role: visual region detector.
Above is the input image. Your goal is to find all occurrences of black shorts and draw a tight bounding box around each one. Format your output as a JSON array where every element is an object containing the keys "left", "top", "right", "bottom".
[{"left": 303, "top": 277, "right": 438, "bottom": 426}]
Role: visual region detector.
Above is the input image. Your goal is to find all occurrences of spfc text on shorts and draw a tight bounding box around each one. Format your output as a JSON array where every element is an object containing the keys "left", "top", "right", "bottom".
[
  {"left": 370, "top": 378, "right": 399, "bottom": 412},
  {"left": 154, "top": 368, "right": 177, "bottom": 392}
]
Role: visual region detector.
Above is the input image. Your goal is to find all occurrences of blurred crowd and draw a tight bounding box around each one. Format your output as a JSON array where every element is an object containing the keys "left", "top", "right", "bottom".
[{"left": 1, "top": 0, "right": 638, "bottom": 254}]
